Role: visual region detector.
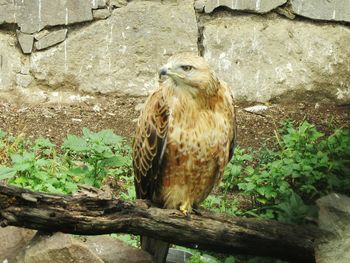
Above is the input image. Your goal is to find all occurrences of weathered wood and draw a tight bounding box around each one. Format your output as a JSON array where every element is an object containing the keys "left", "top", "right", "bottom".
[{"left": 0, "top": 183, "right": 317, "bottom": 262}]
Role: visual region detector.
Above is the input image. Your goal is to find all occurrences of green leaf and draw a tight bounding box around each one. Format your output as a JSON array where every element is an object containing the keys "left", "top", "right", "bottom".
[
  {"left": 33, "top": 171, "right": 49, "bottom": 180},
  {"left": 62, "top": 135, "right": 89, "bottom": 152},
  {"left": 35, "top": 158, "right": 51, "bottom": 168},
  {"left": 68, "top": 166, "right": 87, "bottom": 176},
  {"left": 244, "top": 166, "right": 255, "bottom": 175},
  {"left": 224, "top": 256, "right": 236, "bottom": 263},
  {"left": 229, "top": 165, "right": 241, "bottom": 177},
  {"left": 65, "top": 181, "right": 78, "bottom": 193},
  {"left": 0, "top": 129, "right": 7, "bottom": 139},
  {"left": 102, "top": 156, "right": 128, "bottom": 167},
  {"left": 82, "top": 176, "right": 96, "bottom": 186},
  {"left": 98, "top": 129, "right": 123, "bottom": 145},
  {"left": 34, "top": 137, "right": 55, "bottom": 149},
  {"left": 0, "top": 167, "right": 17, "bottom": 180},
  {"left": 12, "top": 176, "right": 28, "bottom": 185},
  {"left": 13, "top": 162, "right": 32, "bottom": 172}
]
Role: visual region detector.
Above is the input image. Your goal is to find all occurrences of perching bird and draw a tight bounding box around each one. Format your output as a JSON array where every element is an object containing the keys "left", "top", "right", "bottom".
[{"left": 133, "top": 52, "right": 236, "bottom": 263}]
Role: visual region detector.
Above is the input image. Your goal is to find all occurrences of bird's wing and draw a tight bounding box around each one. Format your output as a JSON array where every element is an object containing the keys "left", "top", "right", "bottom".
[
  {"left": 225, "top": 83, "right": 237, "bottom": 162},
  {"left": 133, "top": 89, "right": 169, "bottom": 200}
]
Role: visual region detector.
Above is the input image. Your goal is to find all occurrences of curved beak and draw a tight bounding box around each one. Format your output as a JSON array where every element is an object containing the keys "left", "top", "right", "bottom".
[{"left": 159, "top": 66, "right": 168, "bottom": 78}]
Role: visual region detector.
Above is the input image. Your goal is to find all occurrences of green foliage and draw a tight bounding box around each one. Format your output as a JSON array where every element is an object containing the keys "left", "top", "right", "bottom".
[
  {"left": 222, "top": 147, "right": 253, "bottom": 193},
  {"left": 202, "top": 194, "right": 241, "bottom": 216},
  {"left": 0, "top": 128, "right": 133, "bottom": 195},
  {"left": 62, "top": 128, "right": 131, "bottom": 188},
  {"left": 222, "top": 120, "right": 350, "bottom": 224},
  {"left": 110, "top": 233, "right": 139, "bottom": 247},
  {"left": 1, "top": 121, "right": 349, "bottom": 263},
  {"left": 185, "top": 249, "right": 235, "bottom": 263}
]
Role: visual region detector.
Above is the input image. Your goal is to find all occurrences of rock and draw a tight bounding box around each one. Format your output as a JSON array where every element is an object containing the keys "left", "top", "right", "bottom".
[
  {"left": 20, "top": 64, "right": 30, "bottom": 75},
  {"left": 35, "top": 29, "right": 68, "bottom": 50},
  {"left": 244, "top": 105, "right": 269, "bottom": 113},
  {"left": 108, "top": 0, "right": 128, "bottom": 8},
  {"left": 16, "top": 232, "right": 104, "bottom": 263},
  {"left": 93, "top": 9, "right": 111, "bottom": 20},
  {"left": 34, "top": 30, "right": 50, "bottom": 41},
  {"left": 16, "top": 0, "right": 93, "bottom": 34},
  {"left": 194, "top": 0, "right": 205, "bottom": 12},
  {"left": 315, "top": 193, "right": 350, "bottom": 263},
  {"left": 83, "top": 235, "right": 152, "bottom": 263},
  {"left": 0, "top": 0, "right": 17, "bottom": 24},
  {"left": 92, "top": 0, "right": 108, "bottom": 9},
  {"left": 0, "top": 33, "right": 23, "bottom": 91},
  {"left": 202, "top": 13, "right": 350, "bottom": 104},
  {"left": 204, "top": 0, "right": 287, "bottom": 14},
  {"left": 16, "top": 30, "right": 34, "bottom": 54},
  {"left": 29, "top": 0, "right": 198, "bottom": 96},
  {"left": 275, "top": 5, "right": 296, "bottom": 19},
  {"left": 16, "top": 73, "right": 34, "bottom": 88},
  {"left": 0, "top": 226, "right": 36, "bottom": 263},
  {"left": 166, "top": 248, "right": 193, "bottom": 263},
  {"left": 290, "top": 0, "right": 350, "bottom": 23}
]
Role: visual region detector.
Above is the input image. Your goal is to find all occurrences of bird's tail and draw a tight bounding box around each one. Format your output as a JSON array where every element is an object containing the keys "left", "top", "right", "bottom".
[{"left": 141, "top": 235, "right": 170, "bottom": 263}]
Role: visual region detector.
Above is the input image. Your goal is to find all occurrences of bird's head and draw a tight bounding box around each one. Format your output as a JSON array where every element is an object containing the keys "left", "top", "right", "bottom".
[{"left": 159, "top": 53, "right": 219, "bottom": 95}]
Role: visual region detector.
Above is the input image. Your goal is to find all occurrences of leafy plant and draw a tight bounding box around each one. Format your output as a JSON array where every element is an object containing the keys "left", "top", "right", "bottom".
[
  {"left": 62, "top": 128, "right": 131, "bottom": 188},
  {"left": 0, "top": 128, "right": 133, "bottom": 195},
  {"left": 110, "top": 233, "right": 139, "bottom": 247},
  {"left": 221, "top": 121, "right": 350, "bottom": 224},
  {"left": 222, "top": 147, "right": 253, "bottom": 193}
]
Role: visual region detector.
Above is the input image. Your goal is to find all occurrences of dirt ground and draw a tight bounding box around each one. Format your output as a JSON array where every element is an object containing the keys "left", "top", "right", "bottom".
[{"left": 0, "top": 95, "right": 349, "bottom": 149}]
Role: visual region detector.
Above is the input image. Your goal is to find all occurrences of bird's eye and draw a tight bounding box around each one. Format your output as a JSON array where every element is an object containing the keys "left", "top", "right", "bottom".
[{"left": 181, "top": 65, "right": 193, "bottom": 72}]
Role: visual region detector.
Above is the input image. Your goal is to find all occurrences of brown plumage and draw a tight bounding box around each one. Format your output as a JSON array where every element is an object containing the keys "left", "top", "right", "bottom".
[{"left": 133, "top": 52, "right": 236, "bottom": 262}]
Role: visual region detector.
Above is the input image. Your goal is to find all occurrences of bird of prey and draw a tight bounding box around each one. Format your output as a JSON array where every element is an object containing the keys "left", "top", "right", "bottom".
[{"left": 133, "top": 52, "right": 236, "bottom": 263}]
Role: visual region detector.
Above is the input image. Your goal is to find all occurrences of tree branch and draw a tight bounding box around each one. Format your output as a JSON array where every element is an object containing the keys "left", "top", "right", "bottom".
[{"left": 0, "top": 183, "right": 318, "bottom": 262}]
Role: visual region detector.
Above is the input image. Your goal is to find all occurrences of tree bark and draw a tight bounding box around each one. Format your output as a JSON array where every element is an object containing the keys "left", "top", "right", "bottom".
[{"left": 0, "top": 183, "right": 318, "bottom": 262}]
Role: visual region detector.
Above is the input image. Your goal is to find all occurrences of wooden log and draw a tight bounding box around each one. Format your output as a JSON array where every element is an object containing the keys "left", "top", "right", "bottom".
[{"left": 0, "top": 183, "right": 318, "bottom": 262}]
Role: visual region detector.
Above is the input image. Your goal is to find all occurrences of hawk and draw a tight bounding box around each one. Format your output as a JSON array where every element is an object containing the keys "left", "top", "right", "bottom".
[{"left": 133, "top": 52, "right": 236, "bottom": 262}]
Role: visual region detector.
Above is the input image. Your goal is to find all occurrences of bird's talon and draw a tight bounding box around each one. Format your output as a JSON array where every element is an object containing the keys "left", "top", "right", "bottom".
[
  {"left": 179, "top": 207, "right": 191, "bottom": 219},
  {"left": 192, "top": 208, "right": 202, "bottom": 216}
]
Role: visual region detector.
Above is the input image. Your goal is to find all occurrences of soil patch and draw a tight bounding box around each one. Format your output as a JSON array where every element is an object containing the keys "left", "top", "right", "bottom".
[{"left": 0, "top": 96, "right": 349, "bottom": 149}]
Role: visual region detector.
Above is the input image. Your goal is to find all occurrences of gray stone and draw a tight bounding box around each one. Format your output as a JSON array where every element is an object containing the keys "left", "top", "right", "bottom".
[
  {"left": 167, "top": 248, "right": 193, "bottom": 263},
  {"left": 194, "top": 0, "right": 205, "bottom": 12},
  {"left": 0, "top": 0, "right": 16, "bottom": 24},
  {"left": 0, "top": 226, "right": 36, "bottom": 263},
  {"left": 0, "top": 33, "right": 23, "bottom": 91},
  {"left": 35, "top": 29, "right": 67, "bottom": 50},
  {"left": 16, "top": 0, "right": 93, "bottom": 34},
  {"left": 34, "top": 30, "right": 50, "bottom": 41},
  {"left": 20, "top": 64, "right": 30, "bottom": 75},
  {"left": 91, "top": 0, "right": 108, "bottom": 9},
  {"left": 16, "top": 232, "right": 104, "bottom": 263},
  {"left": 16, "top": 73, "right": 34, "bottom": 88},
  {"left": 29, "top": 0, "right": 198, "bottom": 96},
  {"left": 202, "top": 13, "right": 350, "bottom": 104},
  {"left": 315, "top": 193, "right": 350, "bottom": 263},
  {"left": 93, "top": 8, "right": 111, "bottom": 20},
  {"left": 108, "top": 0, "right": 128, "bottom": 8},
  {"left": 244, "top": 105, "right": 269, "bottom": 113},
  {"left": 83, "top": 236, "right": 152, "bottom": 263},
  {"left": 291, "top": 0, "right": 350, "bottom": 23},
  {"left": 204, "top": 0, "right": 287, "bottom": 14},
  {"left": 275, "top": 5, "right": 296, "bottom": 20},
  {"left": 16, "top": 30, "right": 34, "bottom": 54}
]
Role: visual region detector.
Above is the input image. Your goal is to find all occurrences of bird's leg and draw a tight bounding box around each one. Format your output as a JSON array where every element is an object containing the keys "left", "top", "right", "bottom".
[{"left": 179, "top": 200, "right": 191, "bottom": 219}]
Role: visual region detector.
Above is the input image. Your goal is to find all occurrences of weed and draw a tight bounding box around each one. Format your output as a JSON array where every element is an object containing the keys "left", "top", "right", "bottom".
[
  {"left": 222, "top": 120, "right": 350, "bottom": 224},
  {"left": 0, "top": 128, "right": 133, "bottom": 195}
]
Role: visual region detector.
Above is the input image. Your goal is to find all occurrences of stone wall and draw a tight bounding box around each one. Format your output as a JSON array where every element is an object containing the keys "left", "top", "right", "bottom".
[{"left": 0, "top": 0, "right": 349, "bottom": 104}]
